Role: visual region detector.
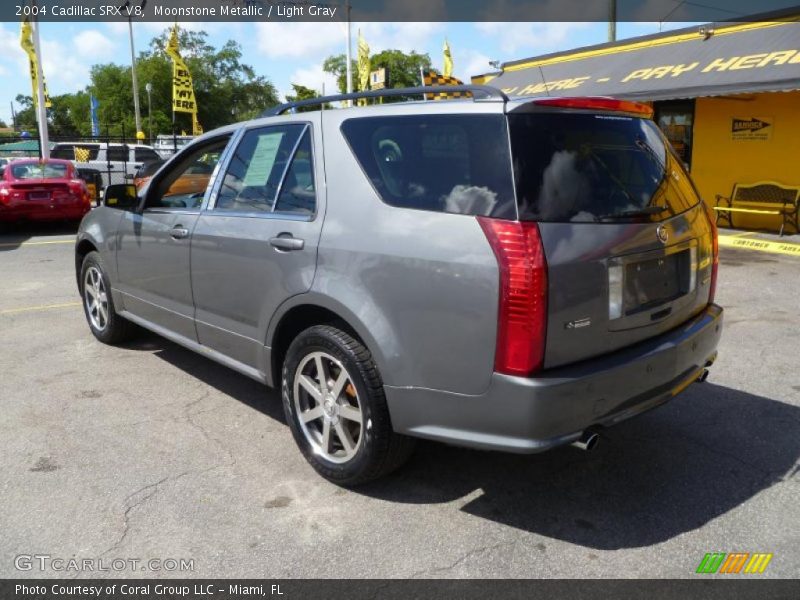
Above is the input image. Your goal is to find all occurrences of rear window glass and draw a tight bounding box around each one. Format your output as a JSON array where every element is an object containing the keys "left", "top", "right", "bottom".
[
  {"left": 11, "top": 162, "right": 69, "bottom": 179},
  {"left": 508, "top": 112, "right": 693, "bottom": 223},
  {"left": 341, "top": 114, "right": 516, "bottom": 218}
]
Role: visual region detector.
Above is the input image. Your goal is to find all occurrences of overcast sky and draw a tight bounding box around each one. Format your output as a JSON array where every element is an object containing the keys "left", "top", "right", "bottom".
[{"left": 0, "top": 21, "right": 692, "bottom": 126}]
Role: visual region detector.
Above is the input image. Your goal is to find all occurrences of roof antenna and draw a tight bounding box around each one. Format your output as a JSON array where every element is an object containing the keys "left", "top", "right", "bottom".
[{"left": 538, "top": 65, "right": 551, "bottom": 97}]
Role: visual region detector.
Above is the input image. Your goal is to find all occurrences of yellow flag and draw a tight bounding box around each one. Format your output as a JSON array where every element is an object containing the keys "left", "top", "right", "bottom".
[
  {"left": 443, "top": 38, "right": 453, "bottom": 78},
  {"left": 356, "top": 30, "right": 370, "bottom": 106},
  {"left": 74, "top": 147, "right": 90, "bottom": 162},
  {"left": 20, "top": 20, "right": 52, "bottom": 109},
  {"left": 167, "top": 25, "right": 200, "bottom": 131},
  {"left": 357, "top": 30, "right": 370, "bottom": 92}
]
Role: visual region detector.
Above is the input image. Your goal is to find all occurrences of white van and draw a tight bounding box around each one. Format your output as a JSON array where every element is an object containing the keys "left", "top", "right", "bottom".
[{"left": 50, "top": 142, "right": 162, "bottom": 188}]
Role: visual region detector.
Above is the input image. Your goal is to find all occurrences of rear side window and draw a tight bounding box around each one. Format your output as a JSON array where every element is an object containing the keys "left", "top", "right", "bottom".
[
  {"left": 135, "top": 148, "right": 160, "bottom": 163},
  {"left": 341, "top": 114, "right": 516, "bottom": 218},
  {"left": 508, "top": 112, "right": 694, "bottom": 223},
  {"left": 107, "top": 145, "right": 129, "bottom": 162},
  {"left": 52, "top": 145, "right": 99, "bottom": 160}
]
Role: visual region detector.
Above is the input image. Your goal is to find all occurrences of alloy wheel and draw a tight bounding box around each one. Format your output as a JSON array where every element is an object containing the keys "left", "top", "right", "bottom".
[
  {"left": 293, "top": 351, "right": 364, "bottom": 464},
  {"left": 84, "top": 266, "right": 109, "bottom": 331}
]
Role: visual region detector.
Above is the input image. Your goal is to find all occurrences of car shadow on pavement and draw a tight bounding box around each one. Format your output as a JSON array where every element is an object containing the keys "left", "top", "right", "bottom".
[
  {"left": 128, "top": 333, "right": 800, "bottom": 550},
  {"left": 0, "top": 221, "right": 78, "bottom": 252},
  {"left": 359, "top": 383, "right": 800, "bottom": 549},
  {"left": 125, "top": 332, "right": 287, "bottom": 425}
]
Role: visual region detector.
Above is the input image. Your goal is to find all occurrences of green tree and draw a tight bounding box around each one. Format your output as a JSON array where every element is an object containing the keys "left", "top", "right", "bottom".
[
  {"left": 48, "top": 92, "right": 92, "bottom": 137},
  {"left": 13, "top": 95, "right": 37, "bottom": 132},
  {"left": 284, "top": 84, "right": 330, "bottom": 111},
  {"left": 23, "top": 28, "right": 281, "bottom": 140},
  {"left": 323, "top": 49, "right": 432, "bottom": 101},
  {"left": 148, "top": 28, "right": 279, "bottom": 131}
]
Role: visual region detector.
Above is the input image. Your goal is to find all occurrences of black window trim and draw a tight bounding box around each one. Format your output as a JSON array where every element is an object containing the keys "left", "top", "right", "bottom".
[{"left": 206, "top": 121, "right": 318, "bottom": 221}]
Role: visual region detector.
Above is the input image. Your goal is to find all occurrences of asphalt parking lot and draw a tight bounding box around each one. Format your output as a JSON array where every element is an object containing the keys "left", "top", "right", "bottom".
[{"left": 1, "top": 223, "right": 798, "bottom": 579}]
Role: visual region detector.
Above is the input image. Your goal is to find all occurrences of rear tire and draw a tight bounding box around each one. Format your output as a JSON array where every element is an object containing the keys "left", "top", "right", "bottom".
[
  {"left": 80, "top": 251, "right": 135, "bottom": 344},
  {"left": 282, "top": 325, "right": 415, "bottom": 486}
]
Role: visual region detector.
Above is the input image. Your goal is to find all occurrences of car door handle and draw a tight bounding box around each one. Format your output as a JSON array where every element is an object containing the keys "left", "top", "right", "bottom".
[
  {"left": 269, "top": 236, "right": 304, "bottom": 251},
  {"left": 170, "top": 226, "right": 190, "bottom": 240}
]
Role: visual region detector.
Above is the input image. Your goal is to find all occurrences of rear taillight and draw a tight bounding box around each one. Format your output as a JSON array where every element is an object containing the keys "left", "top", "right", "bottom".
[
  {"left": 478, "top": 217, "right": 548, "bottom": 376},
  {"left": 534, "top": 97, "right": 654, "bottom": 118}
]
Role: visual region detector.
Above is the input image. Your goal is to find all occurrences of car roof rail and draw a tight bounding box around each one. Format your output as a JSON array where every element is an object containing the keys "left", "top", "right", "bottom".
[{"left": 261, "top": 85, "right": 509, "bottom": 117}]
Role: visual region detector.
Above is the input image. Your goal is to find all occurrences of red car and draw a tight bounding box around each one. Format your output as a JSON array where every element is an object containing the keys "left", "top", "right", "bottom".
[{"left": 0, "top": 159, "right": 92, "bottom": 223}]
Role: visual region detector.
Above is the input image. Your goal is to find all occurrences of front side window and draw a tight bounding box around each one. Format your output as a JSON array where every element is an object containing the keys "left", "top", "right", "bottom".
[
  {"left": 146, "top": 138, "right": 230, "bottom": 209},
  {"left": 215, "top": 124, "right": 307, "bottom": 213},
  {"left": 341, "top": 114, "right": 516, "bottom": 218}
]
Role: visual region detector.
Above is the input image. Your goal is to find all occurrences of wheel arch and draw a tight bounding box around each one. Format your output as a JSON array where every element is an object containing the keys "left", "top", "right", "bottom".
[
  {"left": 75, "top": 237, "right": 98, "bottom": 289},
  {"left": 267, "top": 296, "right": 390, "bottom": 389}
]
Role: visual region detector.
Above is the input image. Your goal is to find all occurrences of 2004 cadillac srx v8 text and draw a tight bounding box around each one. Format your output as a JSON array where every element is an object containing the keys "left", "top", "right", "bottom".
[{"left": 75, "top": 86, "right": 722, "bottom": 485}]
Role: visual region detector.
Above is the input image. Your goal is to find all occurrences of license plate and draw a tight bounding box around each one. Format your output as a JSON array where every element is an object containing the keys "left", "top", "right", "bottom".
[
  {"left": 28, "top": 191, "right": 50, "bottom": 201},
  {"left": 624, "top": 250, "right": 688, "bottom": 313}
]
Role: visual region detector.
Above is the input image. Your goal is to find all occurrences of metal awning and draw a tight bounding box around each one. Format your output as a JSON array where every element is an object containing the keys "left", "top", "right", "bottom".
[{"left": 483, "top": 20, "right": 800, "bottom": 101}]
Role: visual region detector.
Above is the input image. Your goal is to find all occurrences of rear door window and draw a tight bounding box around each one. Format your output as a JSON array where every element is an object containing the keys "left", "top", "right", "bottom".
[
  {"left": 274, "top": 130, "right": 316, "bottom": 216},
  {"left": 107, "top": 145, "right": 129, "bottom": 162},
  {"left": 341, "top": 114, "right": 516, "bottom": 218},
  {"left": 508, "top": 112, "right": 695, "bottom": 222}
]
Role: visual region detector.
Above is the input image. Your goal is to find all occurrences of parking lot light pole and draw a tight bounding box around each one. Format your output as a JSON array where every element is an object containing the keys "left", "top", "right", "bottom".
[
  {"left": 123, "top": 0, "right": 147, "bottom": 142},
  {"left": 145, "top": 82, "right": 153, "bottom": 145}
]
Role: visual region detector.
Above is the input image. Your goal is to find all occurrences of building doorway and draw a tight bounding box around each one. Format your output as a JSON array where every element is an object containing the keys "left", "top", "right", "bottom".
[{"left": 654, "top": 100, "right": 696, "bottom": 170}]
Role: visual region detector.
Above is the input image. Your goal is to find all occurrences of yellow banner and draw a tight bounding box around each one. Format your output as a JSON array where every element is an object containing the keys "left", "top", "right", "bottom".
[
  {"left": 443, "top": 39, "right": 453, "bottom": 78},
  {"left": 358, "top": 30, "right": 370, "bottom": 92},
  {"left": 20, "top": 20, "right": 51, "bottom": 109},
  {"left": 167, "top": 26, "right": 199, "bottom": 118}
]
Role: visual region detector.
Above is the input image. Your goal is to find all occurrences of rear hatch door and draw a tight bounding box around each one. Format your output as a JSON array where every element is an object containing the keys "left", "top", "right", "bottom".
[{"left": 508, "top": 104, "right": 715, "bottom": 368}]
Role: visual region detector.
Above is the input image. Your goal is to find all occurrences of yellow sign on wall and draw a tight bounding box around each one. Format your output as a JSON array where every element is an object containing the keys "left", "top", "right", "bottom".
[{"left": 731, "top": 117, "right": 773, "bottom": 141}]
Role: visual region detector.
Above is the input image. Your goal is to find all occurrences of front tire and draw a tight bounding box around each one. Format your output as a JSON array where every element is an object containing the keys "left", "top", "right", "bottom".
[
  {"left": 282, "top": 325, "right": 415, "bottom": 486},
  {"left": 80, "top": 251, "right": 135, "bottom": 344}
]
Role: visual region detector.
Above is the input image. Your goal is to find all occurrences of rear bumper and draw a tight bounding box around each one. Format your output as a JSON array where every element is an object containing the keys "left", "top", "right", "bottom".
[
  {"left": 0, "top": 202, "right": 89, "bottom": 222},
  {"left": 386, "top": 304, "right": 723, "bottom": 453}
]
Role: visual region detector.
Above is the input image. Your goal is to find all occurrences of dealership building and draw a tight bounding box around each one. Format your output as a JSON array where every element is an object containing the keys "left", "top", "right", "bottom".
[{"left": 474, "top": 17, "right": 800, "bottom": 232}]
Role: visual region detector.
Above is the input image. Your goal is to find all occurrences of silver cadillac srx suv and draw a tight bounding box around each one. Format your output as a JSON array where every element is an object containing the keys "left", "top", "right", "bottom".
[{"left": 75, "top": 87, "right": 723, "bottom": 485}]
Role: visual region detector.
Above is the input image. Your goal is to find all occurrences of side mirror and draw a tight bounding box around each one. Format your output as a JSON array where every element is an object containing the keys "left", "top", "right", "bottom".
[{"left": 103, "top": 184, "right": 139, "bottom": 210}]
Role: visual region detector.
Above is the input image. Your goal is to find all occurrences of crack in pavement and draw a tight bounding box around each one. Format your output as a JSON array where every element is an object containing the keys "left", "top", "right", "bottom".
[
  {"left": 93, "top": 386, "right": 238, "bottom": 564},
  {"left": 407, "top": 541, "right": 514, "bottom": 578}
]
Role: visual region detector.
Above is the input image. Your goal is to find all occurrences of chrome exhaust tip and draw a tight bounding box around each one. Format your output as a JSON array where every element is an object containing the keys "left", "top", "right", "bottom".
[
  {"left": 697, "top": 368, "right": 710, "bottom": 383},
  {"left": 570, "top": 431, "right": 600, "bottom": 452}
]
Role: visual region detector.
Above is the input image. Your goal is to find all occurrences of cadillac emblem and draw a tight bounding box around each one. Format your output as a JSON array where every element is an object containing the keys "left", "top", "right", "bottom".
[{"left": 656, "top": 225, "right": 669, "bottom": 244}]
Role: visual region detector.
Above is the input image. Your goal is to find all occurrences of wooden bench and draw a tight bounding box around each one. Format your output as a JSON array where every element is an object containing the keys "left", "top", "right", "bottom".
[{"left": 714, "top": 181, "right": 800, "bottom": 236}]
